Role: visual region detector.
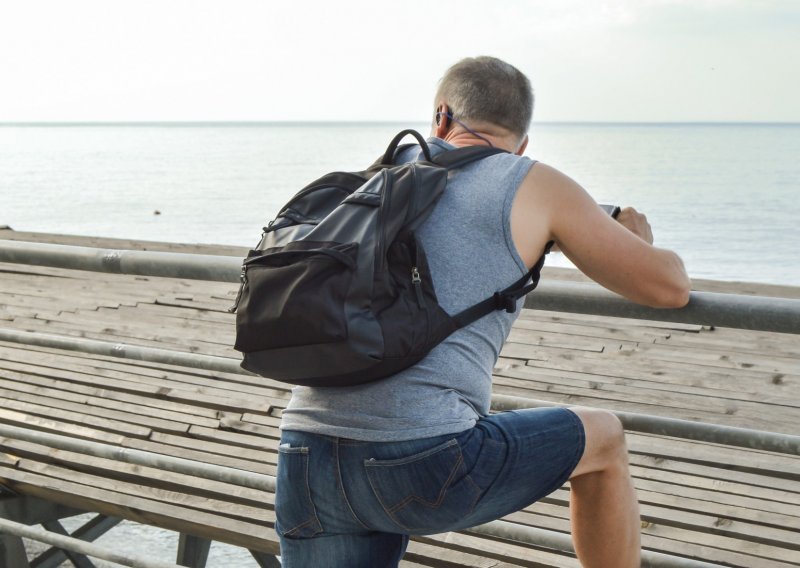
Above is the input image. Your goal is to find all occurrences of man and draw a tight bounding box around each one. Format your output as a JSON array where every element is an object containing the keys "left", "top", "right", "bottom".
[{"left": 275, "top": 56, "right": 691, "bottom": 568}]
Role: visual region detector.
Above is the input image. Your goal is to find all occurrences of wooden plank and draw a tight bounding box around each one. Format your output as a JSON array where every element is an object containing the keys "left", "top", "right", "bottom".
[
  {"left": 15, "top": 460, "right": 274, "bottom": 523},
  {"left": 505, "top": 502, "right": 800, "bottom": 567},
  {"left": 0, "top": 454, "right": 19, "bottom": 467},
  {"left": 490, "top": 368, "right": 799, "bottom": 430},
  {"left": 0, "top": 391, "right": 190, "bottom": 435},
  {"left": 187, "top": 425, "right": 279, "bottom": 448},
  {"left": 122, "top": 437, "right": 275, "bottom": 476},
  {"left": 0, "top": 439, "right": 273, "bottom": 507},
  {"left": 630, "top": 464, "right": 800, "bottom": 510},
  {"left": 0, "top": 365, "right": 222, "bottom": 422},
  {"left": 623, "top": 342, "right": 800, "bottom": 374},
  {"left": 521, "top": 351, "right": 800, "bottom": 398},
  {"left": 626, "top": 434, "right": 800, "bottom": 478},
  {"left": 0, "top": 343, "right": 291, "bottom": 404},
  {"left": 506, "top": 328, "right": 610, "bottom": 353},
  {"left": 0, "top": 467, "right": 280, "bottom": 554},
  {"left": 146, "top": 432, "right": 277, "bottom": 466},
  {"left": 0, "top": 397, "right": 153, "bottom": 438},
  {"left": 218, "top": 415, "right": 280, "bottom": 436},
  {"left": 411, "top": 532, "right": 580, "bottom": 568},
  {"left": 240, "top": 413, "right": 282, "bottom": 429},
  {"left": 0, "top": 360, "right": 272, "bottom": 413},
  {"left": 499, "top": 358, "right": 800, "bottom": 407},
  {"left": 0, "top": 342, "right": 293, "bottom": 401},
  {"left": 512, "top": 316, "right": 674, "bottom": 342},
  {"left": 0, "top": 409, "right": 128, "bottom": 445},
  {"left": 628, "top": 453, "right": 800, "bottom": 496},
  {"left": 518, "top": 308, "right": 708, "bottom": 333}
]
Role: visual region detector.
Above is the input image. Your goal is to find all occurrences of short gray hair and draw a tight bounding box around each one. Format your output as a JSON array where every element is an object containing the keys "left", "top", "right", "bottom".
[{"left": 434, "top": 56, "right": 533, "bottom": 138}]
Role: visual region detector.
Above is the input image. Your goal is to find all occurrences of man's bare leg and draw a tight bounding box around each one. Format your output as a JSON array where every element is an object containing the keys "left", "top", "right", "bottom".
[{"left": 568, "top": 407, "right": 641, "bottom": 568}]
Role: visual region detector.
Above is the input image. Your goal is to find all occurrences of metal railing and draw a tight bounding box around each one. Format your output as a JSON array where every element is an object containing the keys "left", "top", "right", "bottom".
[
  {"left": 0, "top": 516, "right": 181, "bottom": 568},
  {"left": 1, "top": 239, "right": 798, "bottom": 334}
]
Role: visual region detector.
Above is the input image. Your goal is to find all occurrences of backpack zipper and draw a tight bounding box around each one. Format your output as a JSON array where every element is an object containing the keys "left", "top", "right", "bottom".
[
  {"left": 228, "top": 267, "right": 247, "bottom": 313},
  {"left": 411, "top": 267, "right": 426, "bottom": 308},
  {"left": 375, "top": 169, "right": 391, "bottom": 271}
]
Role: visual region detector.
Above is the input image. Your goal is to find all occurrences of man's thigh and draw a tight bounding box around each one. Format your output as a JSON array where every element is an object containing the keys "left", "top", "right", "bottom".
[
  {"left": 457, "top": 407, "right": 586, "bottom": 529},
  {"left": 337, "top": 407, "right": 585, "bottom": 535}
]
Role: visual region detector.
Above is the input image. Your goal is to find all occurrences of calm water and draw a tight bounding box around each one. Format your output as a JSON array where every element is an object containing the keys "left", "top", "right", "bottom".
[
  {"left": 2, "top": 122, "right": 799, "bottom": 286},
  {"left": 4, "top": 122, "right": 799, "bottom": 564}
]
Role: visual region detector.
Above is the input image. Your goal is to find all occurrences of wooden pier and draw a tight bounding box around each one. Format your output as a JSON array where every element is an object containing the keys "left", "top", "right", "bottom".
[{"left": 0, "top": 228, "right": 798, "bottom": 567}]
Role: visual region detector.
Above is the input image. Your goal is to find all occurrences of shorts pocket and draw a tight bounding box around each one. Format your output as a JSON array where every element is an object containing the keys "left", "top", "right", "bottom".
[
  {"left": 364, "top": 439, "right": 481, "bottom": 533},
  {"left": 275, "top": 445, "right": 323, "bottom": 538}
]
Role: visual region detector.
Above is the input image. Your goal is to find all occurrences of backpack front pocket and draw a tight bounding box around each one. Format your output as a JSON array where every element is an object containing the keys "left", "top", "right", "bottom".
[{"left": 234, "top": 242, "right": 358, "bottom": 352}]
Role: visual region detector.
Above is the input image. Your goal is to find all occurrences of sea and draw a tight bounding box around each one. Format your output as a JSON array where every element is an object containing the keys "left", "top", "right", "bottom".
[
  {"left": 2, "top": 122, "right": 799, "bottom": 286},
  {"left": 2, "top": 122, "right": 799, "bottom": 566}
]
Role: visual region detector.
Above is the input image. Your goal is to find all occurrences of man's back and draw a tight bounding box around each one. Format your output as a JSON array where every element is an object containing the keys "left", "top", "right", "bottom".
[{"left": 279, "top": 140, "right": 546, "bottom": 441}]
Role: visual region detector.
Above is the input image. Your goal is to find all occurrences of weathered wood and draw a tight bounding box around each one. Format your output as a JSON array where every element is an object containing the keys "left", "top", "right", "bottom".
[
  {"left": 0, "top": 468, "right": 281, "bottom": 555},
  {"left": 0, "top": 393, "right": 189, "bottom": 435},
  {"left": 0, "top": 409, "right": 126, "bottom": 446},
  {"left": 1, "top": 231, "right": 799, "bottom": 568},
  {"left": 0, "top": 439, "right": 273, "bottom": 508},
  {"left": 121, "top": 438, "right": 275, "bottom": 477}
]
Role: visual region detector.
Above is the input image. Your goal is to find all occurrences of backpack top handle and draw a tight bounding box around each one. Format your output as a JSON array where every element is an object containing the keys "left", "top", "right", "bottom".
[{"left": 381, "top": 129, "right": 433, "bottom": 165}]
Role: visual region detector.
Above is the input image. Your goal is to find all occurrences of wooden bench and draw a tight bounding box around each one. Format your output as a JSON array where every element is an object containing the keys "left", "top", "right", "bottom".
[{"left": 0, "top": 232, "right": 798, "bottom": 567}]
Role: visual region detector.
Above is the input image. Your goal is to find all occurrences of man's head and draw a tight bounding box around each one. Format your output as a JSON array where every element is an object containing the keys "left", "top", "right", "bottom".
[{"left": 434, "top": 56, "right": 533, "bottom": 143}]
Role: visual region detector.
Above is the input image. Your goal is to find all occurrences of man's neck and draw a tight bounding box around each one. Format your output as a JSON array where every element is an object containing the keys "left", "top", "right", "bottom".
[{"left": 442, "top": 130, "right": 521, "bottom": 154}]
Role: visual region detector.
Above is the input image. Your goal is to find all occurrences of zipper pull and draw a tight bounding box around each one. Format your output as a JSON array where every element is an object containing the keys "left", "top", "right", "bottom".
[
  {"left": 228, "top": 267, "right": 247, "bottom": 313},
  {"left": 411, "top": 267, "right": 426, "bottom": 309}
]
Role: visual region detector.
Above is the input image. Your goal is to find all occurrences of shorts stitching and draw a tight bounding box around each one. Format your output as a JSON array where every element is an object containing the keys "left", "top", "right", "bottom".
[
  {"left": 283, "top": 517, "right": 320, "bottom": 538},
  {"left": 364, "top": 439, "right": 458, "bottom": 468},
  {"left": 333, "top": 438, "right": 370, "bottom": 530},
  {"left": 280, "top": 448, "right": 323, "bottom": 537},
  {"left": 387, "top": 451, "right": 464, "bottom": 513}
]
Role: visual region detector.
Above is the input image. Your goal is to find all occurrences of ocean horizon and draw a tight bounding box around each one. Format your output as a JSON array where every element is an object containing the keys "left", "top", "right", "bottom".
[{"left": 2, "top": 121, "right": 799, "bottom": 287}]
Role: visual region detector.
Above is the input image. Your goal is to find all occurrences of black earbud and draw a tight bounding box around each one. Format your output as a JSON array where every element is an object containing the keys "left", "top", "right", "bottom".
[{"left": 436, "top": 107, "right": 449, "bottom": 127}]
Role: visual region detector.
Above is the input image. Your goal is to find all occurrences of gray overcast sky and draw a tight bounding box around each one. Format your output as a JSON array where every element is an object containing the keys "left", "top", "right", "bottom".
[{"left": 1, "top": 0, "right": 798, "bottom": 123}]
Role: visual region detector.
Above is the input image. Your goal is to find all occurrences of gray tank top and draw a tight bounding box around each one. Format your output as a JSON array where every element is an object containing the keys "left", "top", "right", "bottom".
[{"left": 280, "top": 138, "right": 537, "bottom": 441}]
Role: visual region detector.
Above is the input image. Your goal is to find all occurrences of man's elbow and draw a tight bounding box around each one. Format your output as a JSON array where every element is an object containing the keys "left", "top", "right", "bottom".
[{"left": 650, "top": 276, "right": 692, "bottom": 309}]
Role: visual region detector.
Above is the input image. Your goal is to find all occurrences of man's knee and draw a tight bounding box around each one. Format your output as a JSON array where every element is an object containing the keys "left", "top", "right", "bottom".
[{"left": 569, "top": 407, "right": 628, "bottom": 477}]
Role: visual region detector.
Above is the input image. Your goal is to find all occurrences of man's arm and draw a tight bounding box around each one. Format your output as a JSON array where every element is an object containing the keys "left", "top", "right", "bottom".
[{"left": 511, "top": 163, "right": 691, "bottom": 309}]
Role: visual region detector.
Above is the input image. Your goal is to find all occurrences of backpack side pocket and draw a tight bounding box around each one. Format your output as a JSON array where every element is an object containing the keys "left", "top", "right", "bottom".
[{"left": 234, "top": 242, "right": 358, "bottom": 352}]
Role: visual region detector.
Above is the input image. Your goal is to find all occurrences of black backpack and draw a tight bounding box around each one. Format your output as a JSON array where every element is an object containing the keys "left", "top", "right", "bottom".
[{"left": 230, "top": 130, "right": 546, "bottom": 387}]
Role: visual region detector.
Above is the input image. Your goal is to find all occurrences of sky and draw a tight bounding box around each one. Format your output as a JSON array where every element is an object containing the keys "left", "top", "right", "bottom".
[{"left": 1, "top": 0, "right": 798, "bottom": 123}]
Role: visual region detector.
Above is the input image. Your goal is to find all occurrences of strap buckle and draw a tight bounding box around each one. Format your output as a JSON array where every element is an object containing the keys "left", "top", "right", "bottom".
[{"left": 493, "top": 292, "right": 517, "bottom": 313}]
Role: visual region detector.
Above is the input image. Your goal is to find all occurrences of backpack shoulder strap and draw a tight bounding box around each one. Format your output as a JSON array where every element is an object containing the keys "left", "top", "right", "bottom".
[{"left": 451, "top": 242, "right": 554, "bottom": 328}]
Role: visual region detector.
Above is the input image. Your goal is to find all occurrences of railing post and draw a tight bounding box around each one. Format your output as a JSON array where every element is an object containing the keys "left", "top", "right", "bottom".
[
  {"left": 0, "top": 532, "right": 31, "bottom": 568},
  {"left": 176, "top": 534, "right": 211, "bottom": 568},
  {"left": 250, "top": 549, "right": 282, "bottom": 568}
]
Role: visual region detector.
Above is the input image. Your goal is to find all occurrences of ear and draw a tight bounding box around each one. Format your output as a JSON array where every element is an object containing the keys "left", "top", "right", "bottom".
[
  {"left": 434, "top": 104, "right": 450, "bottom": 139},
  {"left": 515, "top": 134, "right": 529, "bottom": 156}
]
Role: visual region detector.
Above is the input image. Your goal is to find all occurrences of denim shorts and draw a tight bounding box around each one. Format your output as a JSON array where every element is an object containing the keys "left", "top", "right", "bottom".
[{"left": 275, "top": 407, "right": 585, "bottom": 568}]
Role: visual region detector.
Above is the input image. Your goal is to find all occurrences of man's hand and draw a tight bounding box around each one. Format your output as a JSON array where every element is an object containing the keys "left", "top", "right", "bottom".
[{"left": 615, "top": 207, "right": 654, "bottom": 245}]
